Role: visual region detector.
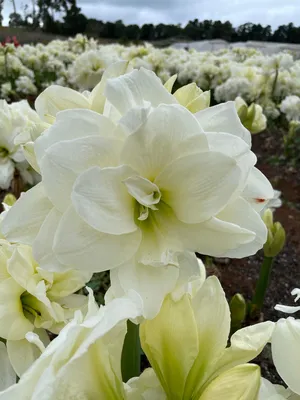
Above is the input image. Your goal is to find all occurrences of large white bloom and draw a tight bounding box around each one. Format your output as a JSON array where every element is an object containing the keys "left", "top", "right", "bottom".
[{"left": 2, "top": 67, "right": 273, "bottom": 317}]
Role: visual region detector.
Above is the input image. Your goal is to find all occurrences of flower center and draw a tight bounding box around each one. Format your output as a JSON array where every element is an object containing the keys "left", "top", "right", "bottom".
[
  {"left": 0, "top": 147, "right": 8, "bottom": 158},
  {"left": 123, "top": 175, "right": 161, "bottom": 221}
]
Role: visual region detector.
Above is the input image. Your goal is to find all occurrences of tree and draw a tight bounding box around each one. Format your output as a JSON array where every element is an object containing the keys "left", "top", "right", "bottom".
[{"left": 0, "top": 0, "right": 3, "bottom": 26}]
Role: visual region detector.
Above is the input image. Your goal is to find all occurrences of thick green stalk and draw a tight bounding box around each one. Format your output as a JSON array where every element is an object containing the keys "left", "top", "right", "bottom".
[
  {"left": 250, "top": 256, "right": 274, "bottom": 318},
  {"left": 121, "top": 320, "right": 141, "bottom": 383}
]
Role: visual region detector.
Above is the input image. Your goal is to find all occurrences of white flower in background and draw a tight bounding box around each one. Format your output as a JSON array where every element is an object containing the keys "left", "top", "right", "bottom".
[
  {"left": 15, "top": 76, "right": 37, "bottom": 96},
  {"left": 235, "top": 96, "right": 267, "bottom": 134},
  {"left": 0, "top": 292, "right": 143, "bottom": 400},
  {"left": 0, "top": 100, "right": 45, "bottom": 188},
  {"left": 69, "top": 49, "right": 121, "bottom": 90},
  {"left": 140, "top": 276, "right": 274, "bottom": 399},
  {"left": 0, "top": 343, "right": 16, "bottom": 391},
  {"left": 0, "top": 240, "right": 90, "bottom": 377},
  {"left": 2, "top": 67, "right": 274, "bottom": 317},
  {"left": 280, "top": 96, "right": 300, "bottom": 122}
]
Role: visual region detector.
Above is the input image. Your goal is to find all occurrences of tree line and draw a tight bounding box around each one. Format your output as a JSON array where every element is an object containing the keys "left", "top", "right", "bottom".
[{"left": 1, "top": 0, "right": 300, "bottom": 43}]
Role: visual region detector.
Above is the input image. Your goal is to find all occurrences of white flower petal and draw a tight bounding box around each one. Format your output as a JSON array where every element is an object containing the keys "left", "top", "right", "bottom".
[
  {"left": 35, "top": 85, "right": 91, "bottom": 121},
  {"left": 217, "top": 196, "right": 267, "bottom": 258},
  {"left": 272, "top": 318, "right": 300, "bottom": 395},
  {"left": 32, "top": 208, "right": 67, "bottom": 272},
  {"left": 2, "top": 183, "right": 53, "bottom": 245},
  {"left": 156, "top": 152, "right": 242, "bottom": 224},
  {"left": 53, "top": 206, "right": 142, "bottom": 272},
  {"left": 0, "top": 342, "right": 16, "bottom": 390},
  {"left": 0, "top": 160, "right": 14, "bottom": 190},
  {"left": 110, "top": 258, "right": 179, "bottom": 319},
  {"left": 40, "top": 136, "right": 123, "bottom": 212},
  {"left": 35, "top": 109, "right": 116, "bottom": 166},
  {"left": 121, "top": 104, "right": 207, "bottom": 180},
  {"left": 72, "top": 165, "right": 137, "bottom": 235},
  {"left": 242, "top": 167, "right": 275, "bottom": 212},
  {"left": 105, "top": 67, "right": 176, "bottom": 115},
  {"left": 196, "top": 102, "right": 251, "bottom": 146}
]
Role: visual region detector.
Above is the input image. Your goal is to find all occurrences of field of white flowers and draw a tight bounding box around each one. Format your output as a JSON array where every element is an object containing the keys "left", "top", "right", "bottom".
[{"left": 0, "top": 33, "right": 299, "bottom": 399}]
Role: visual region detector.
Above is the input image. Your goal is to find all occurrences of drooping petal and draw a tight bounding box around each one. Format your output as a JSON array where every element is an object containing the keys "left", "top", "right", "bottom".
[
  {"left": 40, "top": 136, "right": 123, "bottom": 212},
  {"left": 121, "top": 104, "right": 207, "bottom": 180},
  {"left": 0, "top": 342, "right": 16, "bottom": 391},
  {"left": 71, "top": 165, "right": 137, "bottom": 235},
  {"left": 53, "top": 206, "right": 141, "bottom": 272},
  {"left": 104, "top": 67, "right": 176, "bottom": 115},
  {"left": 110, "top": 257, "right": 179, "bottom": 319},
  {"left": 35, "top": 85, "right": 91, "bottom": 122},
  {"left": 216, "top": 196, "right": 267, "bottom": 258},
  {"left": 196, "top": 101, "right": 252, "bottom": 146},
  {"left": 156, "top": 151, "right": 242, "bottom": 224},
  {"left": 242, "top": 167, "right": 275, "bottom": 212},
  {"left": 271, "top": 317, "right": 300, "bottom": 395},
  {"left": 1, "top": 183, "right": 53, "bottom": 245}
]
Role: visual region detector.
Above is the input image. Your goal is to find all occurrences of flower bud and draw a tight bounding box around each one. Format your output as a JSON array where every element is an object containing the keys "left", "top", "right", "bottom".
[
  {"left": 3, "top": 193, "right": 16, "bottom": 207},
  {"left": 263, "top": 209, "right": 286, "bottom": 257},
  {"left": 230, "top": 293, "right": 246, "bottom": 332}
]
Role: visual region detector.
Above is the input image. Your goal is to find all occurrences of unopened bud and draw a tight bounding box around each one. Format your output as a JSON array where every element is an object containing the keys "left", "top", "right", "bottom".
[
  {"left": 263, "top": 209, "right": 286, "bottom": 257},
  {"left": 3, "top": 193, "right": 16, "bottom": 207},
  {"left": 230, "top": 293, "right": 246, "bottom": 332}
]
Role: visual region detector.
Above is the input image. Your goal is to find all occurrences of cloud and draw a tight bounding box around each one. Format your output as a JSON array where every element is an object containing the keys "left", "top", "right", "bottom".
[{"left": 2, "top": 0, "right": 300, "bottom": 29}]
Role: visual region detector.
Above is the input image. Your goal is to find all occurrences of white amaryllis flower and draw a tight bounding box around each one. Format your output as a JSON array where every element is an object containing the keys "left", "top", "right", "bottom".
[
  {"left": 0, "top": 291, "right": 143, "bottom": 400},
  {"left": 0, "top": 100, "right": 43, "bottom": 189},
  {"left": 2, "top": 67, "right": 273, "bottom": 317},
  {"left": 0, "top": 240, "right": 90, "bottom": 376},
  {"left": 140, "top": 276, "right": 274, "bottom": 400}
]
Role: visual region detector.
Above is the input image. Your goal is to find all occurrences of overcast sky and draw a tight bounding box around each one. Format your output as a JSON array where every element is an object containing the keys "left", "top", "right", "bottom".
[{"left": 3, "top": 0, "right": 300, "bottom": 29}]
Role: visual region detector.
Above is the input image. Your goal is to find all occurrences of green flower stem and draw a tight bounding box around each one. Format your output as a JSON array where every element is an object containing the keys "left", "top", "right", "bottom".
[
  {"left": 250, "top": 256, "right": 274, "bottom": 318},
  {"left": 121, "top": 320, "right": 141, "bottom": 382}
]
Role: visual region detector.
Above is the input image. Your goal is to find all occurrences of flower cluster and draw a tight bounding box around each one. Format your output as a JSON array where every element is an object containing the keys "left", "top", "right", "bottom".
[{"left": 0, "top": 61, "right": 297, "bottom": 400}]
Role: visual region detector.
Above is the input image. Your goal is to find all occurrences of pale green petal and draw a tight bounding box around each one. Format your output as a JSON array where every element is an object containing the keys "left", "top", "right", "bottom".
[
  {"left": 199, "top": 364, "right": 261, "bottom": 400},
  {"left": 183, "top": 276, "right": 230, "bottom": 399},
  {"left": 0, "top": 278, "right": 33, "bottom": 340},
  {"left": 140, "top": 294, "right": 199, "bottom": 400}
]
